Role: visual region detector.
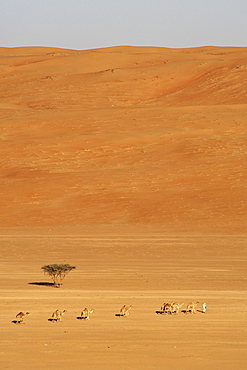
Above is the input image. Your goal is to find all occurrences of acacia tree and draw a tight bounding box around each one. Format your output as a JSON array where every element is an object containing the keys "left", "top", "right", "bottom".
[{"left": 41, "top": 264, "right": 76, "bottom": 287}]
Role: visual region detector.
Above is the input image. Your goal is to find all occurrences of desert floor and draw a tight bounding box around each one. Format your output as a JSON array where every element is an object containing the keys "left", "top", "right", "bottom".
[
  {"left": 0, "top": 228, "right": 246, "bottom": 369},
  {"left": 0, "top": 46, "right": 246, "bottom": 369}
]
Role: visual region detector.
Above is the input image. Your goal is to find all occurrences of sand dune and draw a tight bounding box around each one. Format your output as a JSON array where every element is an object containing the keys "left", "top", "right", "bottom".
[
  {"left": 0, "top": 46, "right": 246, "bottom": 369},
  {"left": 0, "top": 45, "right": 246, "bottom": 231}
]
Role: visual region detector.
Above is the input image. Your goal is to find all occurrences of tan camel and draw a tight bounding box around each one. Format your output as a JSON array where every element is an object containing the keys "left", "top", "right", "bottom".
[
  {"left": 120, "top": 305, "right": 132, "bottom": 317},
  {"left": 186, "top": 302, "right": 199, "bottom": 314},
  {"left": 51, "top": 309, "right": 67, "bottom": 321},
  {"left": 15, "top": 312, "right": 30, "bottom": 324},
  {"left": 161, "top": 303, "right": 173, "bottom": 314},
  {"left": 171, "top": 302, "right": 184, "bottom": 314},
  {"left": 80, "top": 308, "right": 94, "bottom": 320}
]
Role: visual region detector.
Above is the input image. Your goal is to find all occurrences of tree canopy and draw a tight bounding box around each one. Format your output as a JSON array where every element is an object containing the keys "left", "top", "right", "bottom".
[{"left": 41, "top": 264, "right": 76, "bottom": 287}]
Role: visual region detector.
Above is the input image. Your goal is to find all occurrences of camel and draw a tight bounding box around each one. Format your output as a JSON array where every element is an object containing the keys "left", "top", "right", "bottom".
[
  {"left": 120, "top": 305, "right": 132, "bottom": 317},
  {"left": 51, "top": 309, "right": 67, "bottom": 322},
  {"left": 161, "top": 303, "right": 173, "bottom": 314},
  {"left": 186, "top": 302, "right": 199, "bottom": 314},
  {"left": 80, "top": 308, "right": 94, "bottom": 320},
  {"left": 171, "top": 302, "right": 184, "bottom": 314},
  {"left": 160, "top": 303, "right": 167, "bottom": 312},
  {"left": 15, "top": 312, "right": 30, "bottom": 324}
]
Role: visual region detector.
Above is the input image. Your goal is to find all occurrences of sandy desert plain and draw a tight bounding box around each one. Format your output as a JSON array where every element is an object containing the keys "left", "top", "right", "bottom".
[{"left": 0, "top": 45, "right": 247, "bottom": 369}]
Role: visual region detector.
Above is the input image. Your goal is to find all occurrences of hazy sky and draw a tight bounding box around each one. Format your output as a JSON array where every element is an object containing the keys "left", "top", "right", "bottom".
[{"left": 1, "top": 0, "right": 246, "bottom": 50}]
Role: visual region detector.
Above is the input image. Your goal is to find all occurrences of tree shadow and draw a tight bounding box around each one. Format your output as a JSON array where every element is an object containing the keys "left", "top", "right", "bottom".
[{"left": 28, "top": 282, "right": 58, "bottom": 287}]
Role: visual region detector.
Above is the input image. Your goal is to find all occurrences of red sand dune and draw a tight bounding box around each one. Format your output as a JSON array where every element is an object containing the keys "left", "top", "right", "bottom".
[
  {"left": 0, "top": 45, "right": 246, "bottom": 232},
  {"left": 0, "top": 46, "right": 246, "bottom": 369}
]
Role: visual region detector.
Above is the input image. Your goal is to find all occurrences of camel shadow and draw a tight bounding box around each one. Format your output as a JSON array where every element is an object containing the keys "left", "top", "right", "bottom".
[
  {"left": 76, "top": 316, "right": 88, "bottom": 320},
  {"left": 48, "top": 318, "right": 59, "bottom": 322},
  {"left": 156, "top": 310, "right": 173, "bottom": 315},
  {"left": 181, "top": 309, "right": 190, "bottom": 314},
  {"left": 11, "top": 320, "right": 21, "bottom": 324},
  {"left": 181, "top": 309, "right": 201, "bottom": 314},
  {"left": 156, "top": 310, "right": 165, "bottom": 315}
]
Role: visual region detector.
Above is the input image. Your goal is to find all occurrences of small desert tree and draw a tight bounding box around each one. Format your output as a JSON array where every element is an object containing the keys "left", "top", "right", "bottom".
[{"left": 41, "top": 264, "right": 76, "bottom": 287}]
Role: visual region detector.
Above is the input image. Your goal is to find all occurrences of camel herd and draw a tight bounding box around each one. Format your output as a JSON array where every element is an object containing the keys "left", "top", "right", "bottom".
[
  {"left": 159, "top": 301, "right": 206, "bottom": 315},
  {"left": 13, "top": 302, "right": 206, "bottom": 324}
]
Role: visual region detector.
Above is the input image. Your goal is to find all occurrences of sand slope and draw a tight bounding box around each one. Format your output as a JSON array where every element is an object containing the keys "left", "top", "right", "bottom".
[
  {"left": 0, "top": 45, "right": 246, "bottom": 231},
  {"left": 0, "top": 46, "right": 246, "bottom": 369}
]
